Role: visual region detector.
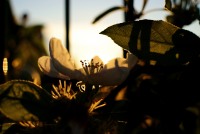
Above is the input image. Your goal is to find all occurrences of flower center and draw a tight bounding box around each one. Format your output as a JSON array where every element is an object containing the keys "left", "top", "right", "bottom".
[{"left": 80, "top": 59, "right": 103, "bottom": 75}]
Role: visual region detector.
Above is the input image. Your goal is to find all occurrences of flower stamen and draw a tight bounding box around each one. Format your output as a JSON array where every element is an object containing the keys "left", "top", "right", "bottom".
[
  {"left": 51, "top": 80, "right": 76, "bottom": 100},
  {"left": 80, "top": 59, "right": 103, "bottom": 75}
]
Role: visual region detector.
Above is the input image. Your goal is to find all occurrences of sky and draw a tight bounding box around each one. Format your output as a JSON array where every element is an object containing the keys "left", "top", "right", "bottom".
[{"left": 10, "top": 0, "right": 200, "bottom": 68}]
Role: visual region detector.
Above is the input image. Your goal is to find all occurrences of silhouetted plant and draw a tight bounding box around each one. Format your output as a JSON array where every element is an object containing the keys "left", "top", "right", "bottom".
[{"left": 1, "top": 0, "right": 200, "bottom": 134}]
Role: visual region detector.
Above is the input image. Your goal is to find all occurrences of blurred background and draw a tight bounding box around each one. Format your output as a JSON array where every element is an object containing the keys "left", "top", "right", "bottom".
[{"left": 1, "top": 0, "right": 200, "bottom": 85}]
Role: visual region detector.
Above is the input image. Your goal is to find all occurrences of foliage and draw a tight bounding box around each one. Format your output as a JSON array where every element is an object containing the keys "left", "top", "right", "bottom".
[
  {"left": 3, "top": 0, "right": 48, "bottom": 84},
  {"left": 93, "top": 0, "right": 200, "bottom": 28},
  {"left": 165, "top": 0, "right": 200, "bottom": 28},
  {"left": 1, "top": 0, "right": 200, "bottom": 134},
  {"left": 100, "top": 19, "right": 200, "bottom": 66}
]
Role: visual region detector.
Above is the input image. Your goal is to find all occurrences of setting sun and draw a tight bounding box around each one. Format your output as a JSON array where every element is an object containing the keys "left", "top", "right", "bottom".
[{"left": 70, "top": 25, "right": 123, "bottom": 68}]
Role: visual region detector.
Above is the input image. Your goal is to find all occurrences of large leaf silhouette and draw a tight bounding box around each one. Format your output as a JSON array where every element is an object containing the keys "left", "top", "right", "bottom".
[
  {"left": 100, "top": 19, "right": 200, "bottom": 66},
  {"left": 0, "top": 80, "right": 53, "bottom": 122}
]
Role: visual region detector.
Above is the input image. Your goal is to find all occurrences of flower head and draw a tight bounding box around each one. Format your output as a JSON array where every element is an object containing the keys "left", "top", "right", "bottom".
[{"left": 38, "top": 37, "right": 138, "bottom": 86}]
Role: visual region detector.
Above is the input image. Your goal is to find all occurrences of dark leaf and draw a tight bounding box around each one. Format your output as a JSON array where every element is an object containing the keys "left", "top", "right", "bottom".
[
  {"left": 165, "top": 0, "right": 172, "bottom": 11},
  {"left": 100, "top": 19, "right": 200, "bottom": 66},
  {"left": 0, "top": 80, "right": 53, "bottom": 122}
]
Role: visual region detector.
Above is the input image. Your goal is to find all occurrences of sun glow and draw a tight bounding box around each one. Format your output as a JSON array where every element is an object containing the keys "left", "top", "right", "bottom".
[
  {"left": 70, "top": 25, "right": 123, "bottom": 68},
  {"left": 42, "top": 22, "right": 123, "bottom": 69},
  {"left": 43, "top": 22, "right": 66, "bottom": 54}
]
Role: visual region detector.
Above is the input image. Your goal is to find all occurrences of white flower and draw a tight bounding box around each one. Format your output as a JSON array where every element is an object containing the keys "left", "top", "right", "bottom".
[{"left": 38, "top": 37, "right": 138, "bottom": 86}]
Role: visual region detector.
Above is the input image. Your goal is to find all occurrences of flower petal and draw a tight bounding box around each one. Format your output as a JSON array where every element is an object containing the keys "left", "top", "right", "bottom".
[
  {"left": 38, "top": 56, "right": 70, "bottom": 79},
  {"left": 49, "top": 37, "right": 84, "bottom": 79},
  {"left": 86, "top": 53, "right": 138, "bottom": 86},
  {"left": 91, "top": 56, "right": 103, "bottom": 65}
]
